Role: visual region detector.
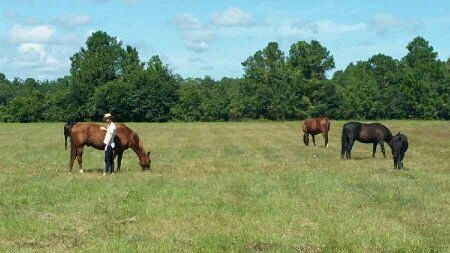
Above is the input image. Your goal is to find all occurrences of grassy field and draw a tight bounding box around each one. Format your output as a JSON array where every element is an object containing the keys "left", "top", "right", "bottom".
[{"left": 0, "top": 121, "right": 448, "bottom": 252}]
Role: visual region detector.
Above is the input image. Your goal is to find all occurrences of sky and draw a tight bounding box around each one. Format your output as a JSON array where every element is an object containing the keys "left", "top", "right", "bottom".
[{"left": 0, "top": 0, "right": 449, "bottom": 80}]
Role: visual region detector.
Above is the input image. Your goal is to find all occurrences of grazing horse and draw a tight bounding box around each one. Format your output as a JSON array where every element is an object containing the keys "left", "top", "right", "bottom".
[
  {"left": 341, "top": 122, "right": 393, "bottom": 159},
  {"left": 391, "top": 133, "right": 408, "bottom": 169},
  {"left": 67, "top": 122, "right": 151, "bottom": 173},
  {"left": 64, "top": 121, "right": 77, "bottom": 150},
  {"left": 302, "top": 117, "right": 330, "bottom": 147}
]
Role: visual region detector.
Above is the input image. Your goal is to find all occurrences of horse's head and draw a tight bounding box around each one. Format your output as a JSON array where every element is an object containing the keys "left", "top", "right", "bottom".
[{"left": 139, "top": 151, "right": 151, "bottom": 170}]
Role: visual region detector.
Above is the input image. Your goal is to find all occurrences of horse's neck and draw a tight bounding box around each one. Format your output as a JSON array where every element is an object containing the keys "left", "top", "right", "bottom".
[
  {"left": 131, "top": 145, "right": 145, "bottom": 157},
  {"left": 130, "top": 134, "right": 146, "bottom": 158}
]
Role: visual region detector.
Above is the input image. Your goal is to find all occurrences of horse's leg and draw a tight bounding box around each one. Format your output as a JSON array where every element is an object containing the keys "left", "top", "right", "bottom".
[
  {"left": 312, "top": 135, "right": 316, "bottom": 146},
  {"left": 76, "top": 147, "right": 84, "bottom": 174},
  {"left": 341, "top": 133, "right": 346, "bottom": 159},
  {"left": 346, "top": 139, "right": 354, "bottom": 159},
  {"left": 323, "top": 132, "right": 329, "bottom": 147},
  {"left": 372, "top": 143, "right": 377, "bottom": 158},
  {"left": 116, "top": 150, "right": 123, "bottom": 172},
  {"left": 398, "top": 153, "right": 405, "bottom": 169},
  {"left": 303, "top": 133, "right": 309, "bottom": 146},
  {"left": 380, "top": 142, "right": 386, "bottom": 158}
]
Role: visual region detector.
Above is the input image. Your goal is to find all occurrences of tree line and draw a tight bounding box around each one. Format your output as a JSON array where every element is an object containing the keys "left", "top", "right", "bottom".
[{"left": 0, "top": 31, "right": 448, "bottom": 122}]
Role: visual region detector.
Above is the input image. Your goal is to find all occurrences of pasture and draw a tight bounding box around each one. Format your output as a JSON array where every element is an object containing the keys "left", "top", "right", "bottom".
[{"left": 0, "top": 121, "right": 449, "bottom": 252}]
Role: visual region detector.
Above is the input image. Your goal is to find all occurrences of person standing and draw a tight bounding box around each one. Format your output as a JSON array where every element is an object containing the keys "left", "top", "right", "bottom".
[{"left": 101, "top": 113, "right": 116, "bottom": 176}]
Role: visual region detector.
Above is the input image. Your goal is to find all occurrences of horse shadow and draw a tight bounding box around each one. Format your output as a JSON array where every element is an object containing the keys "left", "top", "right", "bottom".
[
  {"left": 346, "top": 156, "right": 389, "bottom": 160},
  {"left": 79, "top": 168, "right": 123, "bottom": 174}
]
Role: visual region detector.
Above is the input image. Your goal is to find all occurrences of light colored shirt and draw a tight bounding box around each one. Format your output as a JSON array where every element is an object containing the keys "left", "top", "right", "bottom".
[{"left": 103, "top": 122, "right": 116, "bottom": 148}]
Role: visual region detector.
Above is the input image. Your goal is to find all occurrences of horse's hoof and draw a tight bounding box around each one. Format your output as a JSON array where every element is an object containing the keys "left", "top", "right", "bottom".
[{"left": 79, "top": 169, "right": 84, "bottom": 174}]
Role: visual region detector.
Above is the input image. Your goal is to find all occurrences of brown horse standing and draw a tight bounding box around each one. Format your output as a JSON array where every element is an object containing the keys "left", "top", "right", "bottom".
[
  {"left": 67, "top": 122, "right": 151, "bottom": 173},
  {"left": 302, "top": 117, "right": 330, "bottom": 147}
]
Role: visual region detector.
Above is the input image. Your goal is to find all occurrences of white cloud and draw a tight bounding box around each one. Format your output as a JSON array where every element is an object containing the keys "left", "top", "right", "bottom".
[
  {"left": 172, "top": 13, "right": 213, "bottom": 53},
  {"left": 4, "top": 10, "right": 40, "bottom": 25},
  {"left": 10, "top": 42, "right": 66, "bottom": 73},
  {"left": 1, "top": 24, "right": 89, "bottom": 79},
  {"left": 371, "top": 13, "right": 401, "bottom": 36},
  {"left": 173, "top": 13, "right": 202, "bottom": 31},
  {"left": 277, "top": 19, "right": 367, "bottom": 41},
  {"left": 212, "top": 7, "right": 253, "bottom": 27},
  {"left": 369, "top": 13, "right": 424, "bottom": 36},
  {"left": 291, "top": 19, "right": 367, "bottom": 34},
  {"left": 53, "top": 13, "right": 92, "bottom": 28},
  {"left": 10, "top": 24, "right": 55, "bottom": 43},
  {"left": 18, "top": 43, "right": 45, "bottom": 56}
]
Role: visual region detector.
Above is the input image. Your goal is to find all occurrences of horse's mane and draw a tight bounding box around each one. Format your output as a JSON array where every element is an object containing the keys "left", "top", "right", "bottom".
[{"left": 117, "top": 123, "right": 144, "bottom": 150}]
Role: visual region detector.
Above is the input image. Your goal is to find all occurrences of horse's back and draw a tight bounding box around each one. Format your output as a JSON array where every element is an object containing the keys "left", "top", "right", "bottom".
[
  {"left": 70, "top": 123, "right": 106, "bottom": 149},
  {"left": 304, "top": 117, "right": 330, "bottom": 134},
  {"left": 352, "top": 122, "right": 392, "bottom": 142}
]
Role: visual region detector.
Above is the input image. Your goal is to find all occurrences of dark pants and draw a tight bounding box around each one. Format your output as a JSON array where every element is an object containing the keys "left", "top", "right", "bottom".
[{"left": 105, "top": 145, "right": 114, "bottom": 174}]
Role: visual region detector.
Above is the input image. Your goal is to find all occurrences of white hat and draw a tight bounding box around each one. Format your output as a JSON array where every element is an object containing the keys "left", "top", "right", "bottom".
[{"left": 104, "top": 113, "right": 112, "bottom": 119}]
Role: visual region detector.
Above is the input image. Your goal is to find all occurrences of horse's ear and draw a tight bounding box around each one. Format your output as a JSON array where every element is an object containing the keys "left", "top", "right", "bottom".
[{"left": 147, "top": 151, "right": 150, "bottom": 156}]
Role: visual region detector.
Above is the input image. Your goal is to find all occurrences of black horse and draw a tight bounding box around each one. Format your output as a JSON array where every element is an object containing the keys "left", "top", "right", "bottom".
[
  {"left": 64, "top": 121, "right": 77, "bottom": 150},
  {"left": 341, "top": 122, "right": 393, "bottom": 159},
  {"left": 391, "top": 133, "right": 408, "bottom": 169}
]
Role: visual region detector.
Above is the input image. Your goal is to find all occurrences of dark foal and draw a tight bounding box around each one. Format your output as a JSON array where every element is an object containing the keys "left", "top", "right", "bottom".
[{"left": 391, "top": 133, "right": 408, "bottom": 169}]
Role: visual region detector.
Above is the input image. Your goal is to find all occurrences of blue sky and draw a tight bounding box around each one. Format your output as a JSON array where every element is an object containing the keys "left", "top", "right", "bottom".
[{"left": 0, "top": 0, "right": 449, "bottom": 80}]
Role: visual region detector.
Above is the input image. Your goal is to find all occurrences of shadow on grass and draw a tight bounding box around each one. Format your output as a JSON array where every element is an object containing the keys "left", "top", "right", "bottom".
[
  {"left": 344, "top": 156, "right": 390, "bottom": 160},
  {"left": 79, "top": 168, "right": 105, "bottom": 173}
]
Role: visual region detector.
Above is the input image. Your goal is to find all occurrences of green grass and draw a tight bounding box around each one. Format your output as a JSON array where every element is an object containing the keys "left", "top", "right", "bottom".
[{"left": 0, "top": 121, "right": 448, "bottom": 252}]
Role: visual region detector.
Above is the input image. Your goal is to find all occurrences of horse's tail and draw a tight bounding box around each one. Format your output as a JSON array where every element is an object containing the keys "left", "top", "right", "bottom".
[
  {"left": 64, "top": 121, "right": 76, "bottom": 150},
  {"left": 301, "top": 121, "right": 307, "bottom": 133},
  {"left": 341, "top": 125, "right": 348, "bottom": 159},
  {"left": 69, "top": 131, "right": 77, "bottom": 165}
]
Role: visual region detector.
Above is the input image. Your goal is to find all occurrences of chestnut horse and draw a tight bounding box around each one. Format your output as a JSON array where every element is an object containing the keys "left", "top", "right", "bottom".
[
  {"left": 67, "top": 122, "right": 151, "bottom": 173},
  {"left": 302, "top": 117, "right": 330, "bottom": 147}
]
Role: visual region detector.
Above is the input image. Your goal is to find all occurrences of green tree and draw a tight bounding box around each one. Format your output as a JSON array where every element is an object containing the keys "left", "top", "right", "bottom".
[
  {"left": 287, "top": 40, "right": 335, "bottom": 118},
  {"left": 5, "top": 90, "right": 45, "bottom": 122},
  {"left": 68, "top": 31, "right": 127, "bottom": 120},
  {"left": 241, "top": 42, "right": 289, "bottom": 119},
  {"left": 287, "top": 40, "right": 335, "bottom": 80},
  {"left": 171, "top": 79, "right": 202, "bottom": 121},
  {"left": 399, "top": 36, "right": 446, "bottom": 119},
  {"left": 130, "top": 55, "right": 179, "bottom": 122}
]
